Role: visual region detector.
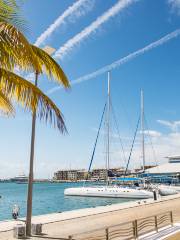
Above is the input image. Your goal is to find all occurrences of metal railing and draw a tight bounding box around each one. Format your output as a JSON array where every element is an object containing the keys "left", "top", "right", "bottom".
[{"left": 69, "top": 211, "right": 173, "bottom": 240}]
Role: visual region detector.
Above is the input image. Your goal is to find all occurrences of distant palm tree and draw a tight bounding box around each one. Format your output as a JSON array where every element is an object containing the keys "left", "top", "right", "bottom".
[{"left": 0, "top": 0, "right": 70, "bottom": 131}]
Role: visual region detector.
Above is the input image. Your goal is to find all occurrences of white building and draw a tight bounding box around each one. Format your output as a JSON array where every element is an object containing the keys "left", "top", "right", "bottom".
[{"left": 146, "top": 156, "right": 180, "bottom": 176}]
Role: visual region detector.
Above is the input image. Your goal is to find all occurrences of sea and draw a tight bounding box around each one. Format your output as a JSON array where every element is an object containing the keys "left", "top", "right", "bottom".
[{"left": 0, "top": 182, "right": 134, "bottom": 221}]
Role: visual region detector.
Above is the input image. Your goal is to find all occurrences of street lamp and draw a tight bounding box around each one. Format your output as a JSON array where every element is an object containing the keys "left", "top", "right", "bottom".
[{"left": 26, "top": 46, "right": 56, "bottom": 236}]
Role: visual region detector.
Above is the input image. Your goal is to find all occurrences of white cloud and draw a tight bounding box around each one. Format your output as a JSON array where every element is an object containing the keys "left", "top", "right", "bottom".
[
  {"left": 144, "top": 130, "right": 162, "bottom": 138},
  {"left": 35, "top": 0, "right": 94, "bottom": 47},
  {"left": 168, "top": 0, "right": 180, "bottom": 15},
  {"left": 110, "top": 130, "right": 180, "bottom": 169},
  {"left": 85, "top": 127, "right": 180, "bottom": 170},
  {"left": 157, "top": 119, "right": 180, "bottom": 132},
  {"left": 98, "top": 123, "right": 180, "bottom": 169},
  {"left": 54, "top": 0, "right": 138, "bottom": 59}
]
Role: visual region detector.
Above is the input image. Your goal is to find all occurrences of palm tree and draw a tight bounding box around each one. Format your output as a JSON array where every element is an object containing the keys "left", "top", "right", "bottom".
[
  {"left": 1, "top": 0, "right": 70, "bottom": 236},
  {"left": 0, "top": 0, "right": 70, "bottom": 125}
]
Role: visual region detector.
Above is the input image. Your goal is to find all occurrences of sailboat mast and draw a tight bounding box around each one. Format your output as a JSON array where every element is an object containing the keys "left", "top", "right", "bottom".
[
  {"left": 141, "top": 90, "right": 145, "bottom": 172},
  {"left": 107, "top": 71, "right": 110, "bottom": 172}
]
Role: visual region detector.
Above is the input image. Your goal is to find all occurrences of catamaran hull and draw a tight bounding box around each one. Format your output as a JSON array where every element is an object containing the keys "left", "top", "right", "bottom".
[{"left": 64, "top": 187, "right": 153, "bottom": 199}]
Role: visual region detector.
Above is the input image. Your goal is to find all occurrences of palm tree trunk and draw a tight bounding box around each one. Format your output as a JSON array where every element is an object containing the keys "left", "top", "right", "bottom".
[{"left": 26, "top": 71, "right": 38, "bottom": 236}]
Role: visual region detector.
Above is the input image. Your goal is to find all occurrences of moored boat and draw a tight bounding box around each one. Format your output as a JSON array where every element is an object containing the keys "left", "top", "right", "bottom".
[
  {"left": 10, "top": 174, "right": 28, "bottom": 184},
  {"left": 64, "top": 186, "right": 153, "bottom": 199},
  {"left": 157, "top": 184, "right": 178, "bottom": 196},
  {"left": 64, "top": 74, "right": 153, "bottom": 199}
]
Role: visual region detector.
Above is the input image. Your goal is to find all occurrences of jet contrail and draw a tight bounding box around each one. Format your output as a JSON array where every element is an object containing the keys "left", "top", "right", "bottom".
[
  {"left": 34, "top": 0, "right": 95, "bottom": 47},
  {"left": 48, "top": 29, "right": 180, "bottom": 95},
  {"left": 23, "top": 0, "right": 94, "bottom": 82},
  {"left": 54, "top": 0, "right": 138, "bottom": 59}
]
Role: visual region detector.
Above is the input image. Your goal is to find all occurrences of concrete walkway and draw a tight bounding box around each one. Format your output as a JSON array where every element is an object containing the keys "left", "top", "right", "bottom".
[
  {"left": 0, "top": 194, "right": 180, "bottom": 239},
  {"left": 165, "top": 232, "right": 180, "bottom": 239}
]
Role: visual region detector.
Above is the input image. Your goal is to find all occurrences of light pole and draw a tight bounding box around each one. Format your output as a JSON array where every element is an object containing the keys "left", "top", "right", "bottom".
[{"left": 26, "top": 46, "right": 56, "bottom": 236}]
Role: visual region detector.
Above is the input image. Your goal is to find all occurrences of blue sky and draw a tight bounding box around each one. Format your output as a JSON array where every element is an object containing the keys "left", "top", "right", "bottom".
[{"left": 1, "top": 0, "right": 180, "bottom": 178}]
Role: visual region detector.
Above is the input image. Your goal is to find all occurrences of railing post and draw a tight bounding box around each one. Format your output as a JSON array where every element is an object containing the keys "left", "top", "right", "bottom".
[
  {"left": 105, "top": 228, "right": 109, "bottom": 240},
  {"left": 133, "top": 220, "right": 138, "bottom": 239},
  {"left": 133, "top": 221, "right": 136, "bottom": 239},
  {"left": 155, "top": 215, "right": 158, "bottom": 232},
  {"left": 170, "top": 211, "right": 173, "bottom": 226}
]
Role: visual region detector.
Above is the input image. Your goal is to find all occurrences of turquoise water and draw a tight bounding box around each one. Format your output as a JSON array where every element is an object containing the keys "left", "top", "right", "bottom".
[{"left": 0, "top": 182, "right": 133, "bottom": 221}]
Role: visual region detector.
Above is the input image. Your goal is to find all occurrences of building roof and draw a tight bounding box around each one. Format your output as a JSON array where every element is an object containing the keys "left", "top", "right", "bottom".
[{"left": 146, "top": 162, "right": 180, "bottom": 174}]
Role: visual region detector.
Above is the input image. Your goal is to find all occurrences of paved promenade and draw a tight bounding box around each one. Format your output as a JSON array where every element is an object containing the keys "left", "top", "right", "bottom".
[{"left": 0, "top": 194, "right": 180, "bottom": 239}]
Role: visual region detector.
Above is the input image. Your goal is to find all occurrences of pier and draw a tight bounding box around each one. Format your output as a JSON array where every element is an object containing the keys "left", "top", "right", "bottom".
[{"left": 0, "top": 194, "right": 180, "bottom": 239}]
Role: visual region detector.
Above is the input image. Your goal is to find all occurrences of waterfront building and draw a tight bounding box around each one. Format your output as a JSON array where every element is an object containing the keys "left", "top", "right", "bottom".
[
  {"left": 67, "top": 170, "right": 78, "bottom": 181},
  {"left": 133, "top": 165, "right": 156, "bottom": 174},
  {"left": 53, "top": 170, "right": 68, "bottom": 181},
  {"left": 77, "top": 170, "right": 88, "bottom": 180},
  {"left": 91, "top": 168, "right": 107, "bottom": 180},
  {"left": 110, "top": 167, "right": 131, "bottom": 176},
  {"left": 53, "top": 169, "right": 88, "bottom": 181},
  {"left": 146, "top": 156, "right": 180, "bottom": 176},
  {"left": 53, "top": 167, "right": 131, "bottom": 181},
  {"left": 144, "top": 156, "right": 180, "bottom": 183}
]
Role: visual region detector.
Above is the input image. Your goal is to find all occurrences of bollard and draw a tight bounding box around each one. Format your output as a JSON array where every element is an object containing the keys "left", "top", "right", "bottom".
[
  {"left": 31, "top": 223, "right": 42, "bottom": 235},
  {"left": 153, "top": 190, "right": 157, "bottom": 200},
  {"left": 13, "top": 224, "right": 26, "bottom": 239}
]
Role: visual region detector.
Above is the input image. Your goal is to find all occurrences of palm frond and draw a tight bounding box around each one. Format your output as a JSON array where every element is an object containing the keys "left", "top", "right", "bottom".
[
  {"left": 0, "top": 22, "right": 70, "bottom": 90},
  {"left": 0, "top": 89, "right": 14, "bottom": 115},
  {"left": 0, "top": 22, "right": 41, "bottom": 72},
  {"left": 31, "top": 45, "right": 70, "bottom": 88},
  {"left": 0, "top": 68, "right": 67, "bottom": 132},
  {"left": 0, "top": 0, "right": 27, "bottom": 31}
]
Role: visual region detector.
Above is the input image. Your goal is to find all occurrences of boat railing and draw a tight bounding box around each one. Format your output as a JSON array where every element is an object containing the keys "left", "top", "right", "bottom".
[{"left": 68, "top": 211, "right": 173, "bottom": 240}]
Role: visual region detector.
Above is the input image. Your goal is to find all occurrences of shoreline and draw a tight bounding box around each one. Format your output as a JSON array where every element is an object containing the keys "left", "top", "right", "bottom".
[{"left": 0, "top": 193, "right": 180, "bottom": 233}]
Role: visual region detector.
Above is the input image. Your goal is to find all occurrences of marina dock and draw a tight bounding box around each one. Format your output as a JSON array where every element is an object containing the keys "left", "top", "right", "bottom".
[{"left": 0, "top": 194, "right": 180, "bottom": 239}]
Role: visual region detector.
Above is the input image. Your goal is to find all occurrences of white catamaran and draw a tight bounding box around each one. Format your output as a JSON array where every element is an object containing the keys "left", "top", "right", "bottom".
[{"left": 64, "top": 73, "right": 153, "bottom": 199}]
